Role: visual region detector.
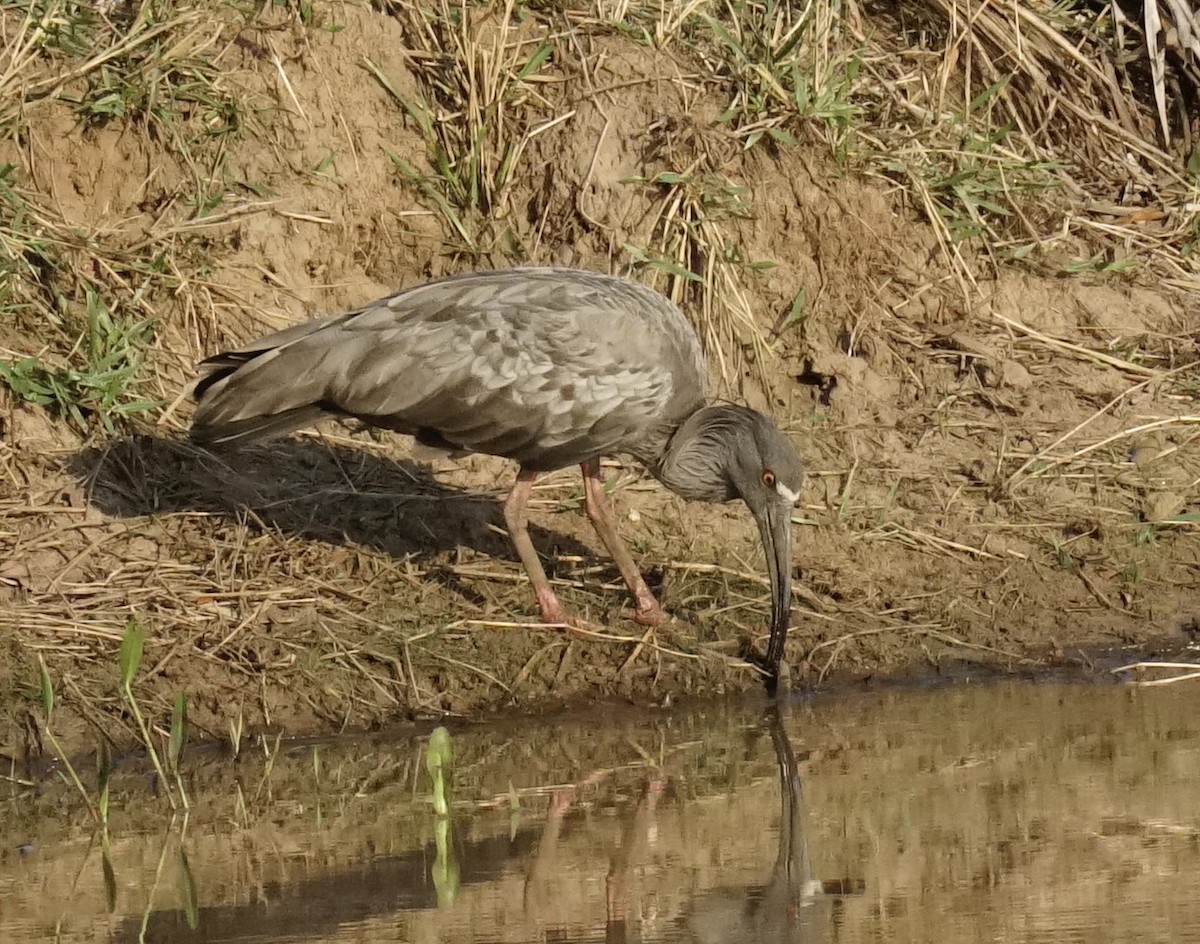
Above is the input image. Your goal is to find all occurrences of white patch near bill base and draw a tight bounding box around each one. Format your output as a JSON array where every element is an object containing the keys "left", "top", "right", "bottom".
[{"left": 775, "top": 481, "right": 802, "bottom": 504}]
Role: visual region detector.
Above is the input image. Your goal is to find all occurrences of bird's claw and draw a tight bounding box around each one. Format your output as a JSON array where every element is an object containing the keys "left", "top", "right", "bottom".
[
  {"left": 534, "top": 599, "right": 600, "bottom": 638},
  {"left": 535, "top": 590, "right": 575, "bottom": 626},
  {"left": 538, "top": 587, "right": 668, "bottom": 633},
  {"left": 620, "top": 604, "right": 671, "bottom": 627},
  {"left": 621, "top": 586, "right": 671, "bottom": 627}
]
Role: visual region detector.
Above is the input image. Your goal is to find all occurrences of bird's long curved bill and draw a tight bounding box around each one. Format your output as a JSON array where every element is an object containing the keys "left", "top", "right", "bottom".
[{"left": 754, "top": 502, "right": 793, "bottom": 684}]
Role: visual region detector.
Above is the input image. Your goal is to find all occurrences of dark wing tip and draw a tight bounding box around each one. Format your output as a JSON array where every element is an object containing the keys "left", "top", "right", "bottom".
[
  {"left": 189, "top": 404, "right": 329, "bottom": 448},
  {"left": 192, "top": 351, "right": 260, "bottom": 402}
]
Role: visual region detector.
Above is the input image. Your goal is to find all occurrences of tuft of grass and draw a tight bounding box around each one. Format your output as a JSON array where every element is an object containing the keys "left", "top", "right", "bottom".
[
  {"left": 859, "top": 75, "right": 1071, "bottom": 288},
  {"left": 853, "top": 0, "right": 1200, "bottom": 284},
  {"left": 0, "top": 0, "right": 266, "bottom": 435},
  {"left": 881, "top": 114, "right": 1064, "bottom": 235},
  {"left": 2, "top": 1, "right": 245, "bottom": 181},
  {"left": 694, "top": 0, "right": 861, "bottom": 151},
  {"left": 0, "top": 289, "right": 158, "bottom": 431},
  {"left": 651, "top": 0, "right": 1200, "bottom": 289},
  {"left": 586, "top": 0, "right": 711, "bottom": 49},
  {"left": 368, "top": 0, "right": 561, "bottom": 251},
  {"left": 597, "top": 1, "right": 862, "bottom": 151},
  {"left": 623, "top": 168, "right": 775, "bottom": 392}
]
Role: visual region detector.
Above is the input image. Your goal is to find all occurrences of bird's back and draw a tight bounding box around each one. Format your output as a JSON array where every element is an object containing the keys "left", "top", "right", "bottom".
[{"left": 191, "top": 267, "right": 707, "bottom": 471}]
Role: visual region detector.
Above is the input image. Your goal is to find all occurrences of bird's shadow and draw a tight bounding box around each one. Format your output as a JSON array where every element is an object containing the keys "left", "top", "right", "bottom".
[{"left": 69, "top": 433, "right": 604, "bottom": 610}]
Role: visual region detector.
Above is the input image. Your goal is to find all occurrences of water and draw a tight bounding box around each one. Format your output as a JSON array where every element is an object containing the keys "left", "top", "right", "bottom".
[{"left": 3, "top": 680, "right": 1200, "bottom": 943}]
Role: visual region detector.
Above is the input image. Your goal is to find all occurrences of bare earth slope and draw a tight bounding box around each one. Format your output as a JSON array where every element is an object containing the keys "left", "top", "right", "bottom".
[{"left": 0, "top": 3, "right": 1197, "bottom": 752}]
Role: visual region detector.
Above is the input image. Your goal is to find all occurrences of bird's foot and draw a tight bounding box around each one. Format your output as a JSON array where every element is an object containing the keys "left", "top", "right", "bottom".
[
  {"left": 535, "top": 589, "right": 598, "bottom": 637},
  {"left": 621, "top": 605, "right": 669, "bottom": 627},
  {"left": 547, "top": 786, "right": 578, "bottom": 818},
  {"left": 534, "top": 588, "right": 573, "bottom": 625},
  {"left": 621, "top": 589, "right": 670, "bottom": 627}
]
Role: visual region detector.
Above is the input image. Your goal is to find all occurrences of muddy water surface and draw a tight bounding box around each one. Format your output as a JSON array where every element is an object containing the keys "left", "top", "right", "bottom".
[{"left": 3, "top": 680, "right": 1199, "bottom": 943}]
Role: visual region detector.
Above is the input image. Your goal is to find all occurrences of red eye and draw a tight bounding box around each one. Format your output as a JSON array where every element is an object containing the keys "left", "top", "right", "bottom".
[{"left": 762, "top": 469, "right": 776, "bottom": 487}]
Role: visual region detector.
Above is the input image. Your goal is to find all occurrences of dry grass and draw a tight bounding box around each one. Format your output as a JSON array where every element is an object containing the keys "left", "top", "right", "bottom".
[
  {"left": 370, "top": 0, "right": 567, "bottom": 251},
  {"left": 849, "top": 0, "right": 1200, "bottom": 287},
  {"left": 1113, "top": 659, "right": 1200, "bottom": 685},
  {"left": 622, "top": 165, "right": 777, "bottom": 395},
  {"left": 0, "top": 0, "right": 271, "bottom": 431}
]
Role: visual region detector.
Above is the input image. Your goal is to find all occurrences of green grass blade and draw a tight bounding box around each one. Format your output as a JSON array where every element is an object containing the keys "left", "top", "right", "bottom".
[
  {"left": 651, "top": 258, "right": 703, "bottom": 282},
  {"left": 426, "top": 726, "right": 453, "bottom": 817},
  {"left": 361, "top": 57, "right": 433, "bottom": 138},
  {"left": 696, "top": 14, "right": 747, "bottom": 64},
  {"left": 431, "top": 815, "right": 459, "bottom": 908},
  {"left": 169, "top": 692, "right": 188, "bottom": 773},
  {"left": 37, "top": 656, "right": 54, "bottom": 721},
  {"left": 102, "top": 841, "right": 117, "bottom": 913},
  {"left": 97, "top": 738, "right": 113, "bottom": 826},
  {"left": 386, "top": 151, "right": 475, "bottom": 248},
  {"left": 767, "top": 126, "right": 796, "bottom": 146},
  {"left": 785, "top": 287, "right": 807, "bottom": 329},
  {"left": 178, "top": 848, "right": 199, "bottom": 930},
  {"left": 515, "top": 42, "right": 551, "bottom": 81},
  {"left": 118, "top": 620, "right": 145, "bottom": 691}
]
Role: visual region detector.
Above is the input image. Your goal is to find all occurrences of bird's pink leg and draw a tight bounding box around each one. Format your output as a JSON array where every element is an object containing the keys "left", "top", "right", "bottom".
[
  {"left": 581, "top": 460, "right": 669, "bottom": 626},
  {"left": 503, "top": 469, "right": 572, "bottom": 625}
]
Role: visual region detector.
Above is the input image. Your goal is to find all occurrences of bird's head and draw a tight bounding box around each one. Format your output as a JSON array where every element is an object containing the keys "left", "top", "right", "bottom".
[
  {"left": 658, "top": 405, "right": 804, "bottom": 685},
  {"left": 724, "top": 410, "right": 806, "bottom": 513}
]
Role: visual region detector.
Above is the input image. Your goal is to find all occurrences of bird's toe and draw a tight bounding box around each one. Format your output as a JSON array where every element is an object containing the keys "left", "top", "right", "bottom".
[{"left": 621, "top": 604, "right": 671, "bottom": 627}]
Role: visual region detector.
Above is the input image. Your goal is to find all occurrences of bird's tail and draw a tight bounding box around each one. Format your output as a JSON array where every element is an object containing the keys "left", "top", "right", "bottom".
[{"left": 190, "top": 314, "right": 346, "bottom": 447}]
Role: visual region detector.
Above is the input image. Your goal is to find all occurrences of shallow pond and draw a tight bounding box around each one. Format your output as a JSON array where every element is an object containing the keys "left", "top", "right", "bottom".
[{"left": 3, "top": 678, "right": 1199, "bottom": 943}]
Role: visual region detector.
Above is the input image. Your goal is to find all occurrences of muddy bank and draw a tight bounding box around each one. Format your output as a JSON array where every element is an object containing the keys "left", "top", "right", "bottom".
[{"left": 1, "top": 3, "right": 1198, "bottom": 756}]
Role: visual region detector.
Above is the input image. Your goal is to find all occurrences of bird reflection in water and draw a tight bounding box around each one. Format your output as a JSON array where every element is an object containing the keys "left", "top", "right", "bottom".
[
  {"left": 522, "top": 707, "right": 863, "bottom": 943},
  {"left": 113, "top": 708, "right": 861, "bottom": 943}
]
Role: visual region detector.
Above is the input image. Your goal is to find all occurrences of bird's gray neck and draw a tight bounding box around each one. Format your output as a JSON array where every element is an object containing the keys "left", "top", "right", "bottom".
[{"left": 652, "top": 406, "right": 742, "bottom": 503}]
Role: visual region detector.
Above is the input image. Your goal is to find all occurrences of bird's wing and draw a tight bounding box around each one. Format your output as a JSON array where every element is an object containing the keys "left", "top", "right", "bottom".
[{"left": 192, "top": 269, "right": 698, "bottom": 466}]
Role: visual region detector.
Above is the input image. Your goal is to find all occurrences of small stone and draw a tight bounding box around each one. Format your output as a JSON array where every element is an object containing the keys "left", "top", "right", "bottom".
[
  {"left": 1144, "top": 491, "right": 1186, "bottom": 523},
  {"left": 998, "top": 359, "right": 1032, "bottom": 389},
  {"left": 1130, "top": 433, "right": 1164, "bottom": 470}
]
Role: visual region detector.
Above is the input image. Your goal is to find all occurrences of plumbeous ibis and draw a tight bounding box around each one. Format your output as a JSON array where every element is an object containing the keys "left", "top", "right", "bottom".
[{"left": 190, "top": 267, "right": 805, "bottom": 683}]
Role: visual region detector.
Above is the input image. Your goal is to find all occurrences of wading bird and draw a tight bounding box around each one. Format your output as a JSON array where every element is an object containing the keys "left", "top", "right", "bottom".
[{"left": 190, "top": 267, "right": 804, "bottom": 682}]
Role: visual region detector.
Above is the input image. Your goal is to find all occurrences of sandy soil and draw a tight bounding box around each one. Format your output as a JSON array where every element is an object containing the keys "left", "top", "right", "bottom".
[{"left": 1, "top": 4, "right": 1197, "bottom": 756}]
